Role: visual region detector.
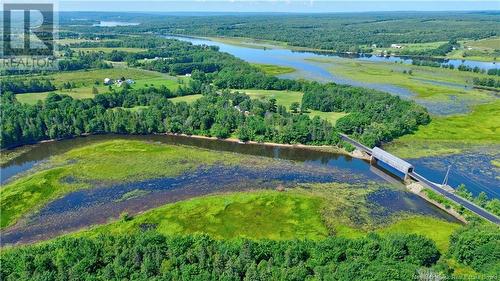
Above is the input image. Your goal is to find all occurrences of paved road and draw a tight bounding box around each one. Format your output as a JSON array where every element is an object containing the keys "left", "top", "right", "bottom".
[
  {"left": 410, "top": 172, "right": 500, "bottom": 224},
  {"left": 339, "top": 133, "right": 500, "bottom": 224}
]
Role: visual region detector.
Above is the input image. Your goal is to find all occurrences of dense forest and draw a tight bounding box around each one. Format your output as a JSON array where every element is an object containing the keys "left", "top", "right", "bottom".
[
  {"left": 302, "top": 84, "right": 430, "bottom": 147},
  {"left": 59, "top": 12, "right": 500, "bottom": 53},
  {"left": 1, "top": 79, "right": 428, "bottom": 149},
  {"left": 1, "top": 36, "right": 428, "bottom": 149},
  {"left": 2, "top": 223, "right": 497, "bottom": 280},
  {"left": 0, "top": 231, "right": 441, "bottom": 280}
]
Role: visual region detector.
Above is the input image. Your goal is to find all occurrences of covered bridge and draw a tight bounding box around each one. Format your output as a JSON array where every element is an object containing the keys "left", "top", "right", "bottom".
[{"left": 371, "top": 147, "right": 414, "bottom": 178}]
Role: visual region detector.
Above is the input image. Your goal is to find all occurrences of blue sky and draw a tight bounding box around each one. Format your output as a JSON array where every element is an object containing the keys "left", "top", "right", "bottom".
[{"left": 58, "top": 1, "right": 500, "bottom": 12}]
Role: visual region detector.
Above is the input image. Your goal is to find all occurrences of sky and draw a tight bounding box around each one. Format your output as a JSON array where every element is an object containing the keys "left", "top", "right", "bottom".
[{"left": 55, "top": 0, "right": 500, "bottom": 12}]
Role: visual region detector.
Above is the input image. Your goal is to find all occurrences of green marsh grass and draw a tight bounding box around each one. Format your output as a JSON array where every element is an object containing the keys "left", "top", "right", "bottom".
[
  {"left": 387, "top": 101, "right": 500, "bottom": 158},
  {"left": 82, "top": 191, "right": 329, "bottom": 240},
  {"left": 307, "top": 57, "right": 495, "bottom": 103},
  {"left": 251, "top": 63, "right": 296, "bottom": 75},
  {"left": 0, "top": 140, "right": 245, "bottom": 228}
]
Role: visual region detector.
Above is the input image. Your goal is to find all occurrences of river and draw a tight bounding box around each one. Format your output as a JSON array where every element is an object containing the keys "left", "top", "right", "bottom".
[
  {"left": 1, "top": 134, "right": 462, "bottom": 245},
  {"left": 164, "top": 35, "right": 499, "bottom": 116},
  {"left": 161, "top": 35, "right": 499, "bottom": 198}
]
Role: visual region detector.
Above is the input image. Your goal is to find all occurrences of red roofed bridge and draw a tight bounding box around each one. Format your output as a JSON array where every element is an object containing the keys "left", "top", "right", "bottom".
[{"left": 340, "top": 134, "right": 500, "bottom": 224}]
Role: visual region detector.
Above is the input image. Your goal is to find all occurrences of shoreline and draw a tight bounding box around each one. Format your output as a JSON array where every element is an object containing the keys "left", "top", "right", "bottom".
[
  {"left": 406, "top": 182, "right": 468, "bottom": 224},
  {"left": 1, "top": 132, "right": 364, "bottom": 164},
  {"left": 197, "top": 35, "right": 496, "bottom": 65}
]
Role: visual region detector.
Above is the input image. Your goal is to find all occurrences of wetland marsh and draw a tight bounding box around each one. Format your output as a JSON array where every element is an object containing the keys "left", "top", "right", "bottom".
[{"left": 0, "top": 135, "right": 461, "bottom": 246}]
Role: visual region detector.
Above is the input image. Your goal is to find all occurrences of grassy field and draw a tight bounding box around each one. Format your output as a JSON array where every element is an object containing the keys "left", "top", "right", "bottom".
[
  {"left": 386, "top": 101, "right": 500, "bottom": 158},
  {"left": 376, "top": 216, "right": 460, "bottom": 252},
  {"left": 15, "top": 68, "right": 185, "bottom": 104},
  {"left": 251, "top": 63, "right": 296, "bottom": 75},
  {"left": 169, "top": 94, "right": 203, "bottom": 103},
  {"left": 0, "top": 140, "right": 249, "bottom": 229},
  {"left": 307, "top": 57, "right": 495, "bottom": 104},
  {"left": 372, "top": 41, "right": 446, "bottom": 55},
  {"left": 80, "top": 191, "right": 328, "bottom": 240},
  {"left": 447, "top": 37, "right": 500, "bottom": 62},
  {"left": 243, "top": 89, "right": 348, "bottom": 124}
]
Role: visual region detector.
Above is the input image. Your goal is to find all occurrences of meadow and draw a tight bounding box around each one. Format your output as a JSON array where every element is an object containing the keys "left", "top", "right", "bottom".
[
  {"left": 386, "top": 101, "right": 500, "bottom": 158},
  {"left": 0, "top": 140, "right": 249, "bottom": 229},
  {"left": 244, "top": 89, "right": 348, "bottom": 124},
  {"left": 371, "top": 41, "right": 445, "bottom": 55},
  {"left": 15, "top": 68, "right": 186, "bottom": 104},
  {"left": 447, "top": 37, "right": 500, "bottom": 62}
]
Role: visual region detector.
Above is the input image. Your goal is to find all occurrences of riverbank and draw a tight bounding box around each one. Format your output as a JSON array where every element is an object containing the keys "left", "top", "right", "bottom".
[
  {"left": 406, "top": 182, "right": 467, "bottom": 224},
  {"left": 205, "top": 35, "right": 500, "bottom": 64},
  {"left": 1, "top": 132, "right": 358, "bottom": 165},
  {"left": 2, "top": 136, "right": 380, "bottom": 233}
]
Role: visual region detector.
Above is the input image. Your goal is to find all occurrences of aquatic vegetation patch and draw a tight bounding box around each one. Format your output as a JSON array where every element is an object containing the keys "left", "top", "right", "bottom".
[
  {"left": 114, "top": 189, "right": 151, "bottom": 202},
  {"left": 376, "top": 216, "right": 460, "bottom": 252},
  {"left": 80, "top": 191, "right": 329, "bottom": 240},
  {"left": 72, "top": 183, "right": 461, "bottom": 251},
  {"left": 251, "top": 63, "right": 296, "bottom": 75},
  {"left": 386, "top": 101, "right": 500, "bottom": 158},
  {"left": 0, "top": 140, "right": 261, "bottom": 229}
]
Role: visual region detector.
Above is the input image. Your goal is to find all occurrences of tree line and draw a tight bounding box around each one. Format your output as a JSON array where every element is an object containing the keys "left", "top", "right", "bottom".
[
  {"left": 472, "top": 77, "right": 500, "bottom": 89},
  {"left": 1, "top": 77, "right": 429, "bottom": 150},
  {"left": 0, "top": 87, "right": 336, "bottom": 149},
  {"left": 302, "top": 83, "right": 430, "bottom": 147},
  {"left": 0, "top": 231, "right": 441, "bottom": 281},
  {"left": 0, "top": 78, "right": 56, "bottom": 94},
  {"left": 76, "top": 12, "right": 500, "bottom": 54}
]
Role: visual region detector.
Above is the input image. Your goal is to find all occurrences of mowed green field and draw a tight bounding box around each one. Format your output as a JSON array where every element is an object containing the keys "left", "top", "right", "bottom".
[
  {"left": 386, "top": 101, "right": 500, "bottom": 158},
  {"left": 169, "top": 94, "right": 203, "bottom": 103},
  {"left": 15, "top": 68, "right": 186, "bottom": 104},
  {"left": 0, "top": 140, "right": 248, "bottom": 229},
  {"left": 372, "top": 41, "right": 446, "bottom": 55},
  {"left": 243, "top": 89, "right": 348, "bottom": 124}
]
